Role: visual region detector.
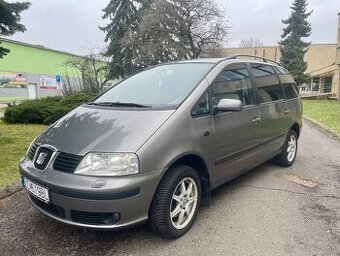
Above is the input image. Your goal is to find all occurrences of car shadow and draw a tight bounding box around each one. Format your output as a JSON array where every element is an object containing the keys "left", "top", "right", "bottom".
[{"left": 23, "top": 161, "right": 276, "bottom": 254}]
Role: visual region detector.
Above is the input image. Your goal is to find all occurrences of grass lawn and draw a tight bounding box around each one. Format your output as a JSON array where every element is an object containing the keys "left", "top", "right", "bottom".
[
  {"left": 302, "top": 99, "right": 340, "bottom": 135},
  {"left": 0, "top": 121, "right": 47, "bottom": 188}
]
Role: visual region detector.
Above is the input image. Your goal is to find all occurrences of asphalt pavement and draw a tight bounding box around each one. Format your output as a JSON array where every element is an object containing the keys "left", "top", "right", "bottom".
[{"left": 1, "top": 120, "right": 340, "bottom": 256}]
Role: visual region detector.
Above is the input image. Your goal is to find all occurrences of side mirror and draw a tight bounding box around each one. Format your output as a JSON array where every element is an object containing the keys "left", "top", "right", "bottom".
[{"left": 214, "top": 99, "right": 243, "bottom": 114}]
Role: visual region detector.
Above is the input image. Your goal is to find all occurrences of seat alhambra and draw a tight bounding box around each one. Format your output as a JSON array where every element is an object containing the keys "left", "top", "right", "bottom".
[{"left": 20, "top": 56, "right": 302, "bottom": 238}]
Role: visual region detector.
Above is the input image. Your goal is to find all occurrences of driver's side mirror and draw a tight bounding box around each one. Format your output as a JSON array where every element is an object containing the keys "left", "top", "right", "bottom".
[{"left": 213, "top": 99, "right": 243, "bottom": 114}]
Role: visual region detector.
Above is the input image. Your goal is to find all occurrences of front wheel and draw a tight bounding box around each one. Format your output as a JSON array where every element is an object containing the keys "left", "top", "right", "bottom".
[
  {"left": 149, "top": 165, "right": 201, "bottom": 239},
  {"left": 274, "top": 130, "right": 298, "bottom": 167}
]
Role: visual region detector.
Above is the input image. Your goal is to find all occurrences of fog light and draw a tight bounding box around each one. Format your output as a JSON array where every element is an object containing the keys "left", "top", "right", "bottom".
[{"left": 112, "top": 212, "right": 120, "bottom": 221}]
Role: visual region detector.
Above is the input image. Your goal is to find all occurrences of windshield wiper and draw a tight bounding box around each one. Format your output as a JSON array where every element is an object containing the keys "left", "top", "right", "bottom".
[{"left": 88, "top": 102, "right": 150, "bottom": 108}]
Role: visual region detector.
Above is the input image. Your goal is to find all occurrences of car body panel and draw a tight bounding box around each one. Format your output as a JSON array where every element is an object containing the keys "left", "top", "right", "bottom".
[
  {"left": 35, "top": 105, "right": 175, "bottom": 155},
  {"left": 211, "top": 106, "right": 261, "bottom": 187}
]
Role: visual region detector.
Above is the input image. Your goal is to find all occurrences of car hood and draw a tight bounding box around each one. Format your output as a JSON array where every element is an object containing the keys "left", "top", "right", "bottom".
[{"left": 36, "top": 105, "right": 175, "bottom": 155}]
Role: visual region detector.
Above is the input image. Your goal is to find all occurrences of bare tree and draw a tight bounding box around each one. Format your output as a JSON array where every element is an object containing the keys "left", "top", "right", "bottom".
[
  {"left": 239, "top": 38, "right": 264, "bottom": 48},
  {"left": 123, "top": 0, "right": 229, "bottom": 68},
  {"left": 63, "top": 46, "right": 110, "bottom": 94}
]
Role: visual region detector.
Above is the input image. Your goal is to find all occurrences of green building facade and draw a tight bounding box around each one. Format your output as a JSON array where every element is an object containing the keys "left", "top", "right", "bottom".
[
  {"left": 0, "top": 38, "right": 81, "bottom": 77},
  {"left": 0, "top": 38, "right": 85, "bottom": 99}
]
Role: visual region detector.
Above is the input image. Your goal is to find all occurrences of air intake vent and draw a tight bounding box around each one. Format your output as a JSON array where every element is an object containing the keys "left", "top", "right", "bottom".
[
  {"left": 29, "top": 195, "right": 65, "bottom": 219},
  {"left": 71, "top": 210, "right": 119, "bottom": 225},
  {"left": 53, "top": 152, "right": 83, "bottom": 173},
  {"left": 27, "top": 143, "right": 39, "bottom": 160}
]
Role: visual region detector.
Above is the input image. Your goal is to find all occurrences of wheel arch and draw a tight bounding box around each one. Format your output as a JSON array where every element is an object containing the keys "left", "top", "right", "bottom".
[
  {"left": 164, "top": 153, "right": 211, "bottom": 207},
  {"left": 290, "top": 123, "right": 300, "bottom": 138}
]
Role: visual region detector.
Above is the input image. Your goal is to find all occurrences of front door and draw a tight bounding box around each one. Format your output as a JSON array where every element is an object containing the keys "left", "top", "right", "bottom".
[{"left": 211, "top": 63, "right": 261, "bottom": 187}]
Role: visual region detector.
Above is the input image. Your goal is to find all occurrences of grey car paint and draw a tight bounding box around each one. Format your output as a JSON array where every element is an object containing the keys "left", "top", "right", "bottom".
[
  {"left": 36, "top": 106, "right": 175, "bottom": 155},
  {"left": 19, "top": 58, "right": 302, "bottom": 231}
]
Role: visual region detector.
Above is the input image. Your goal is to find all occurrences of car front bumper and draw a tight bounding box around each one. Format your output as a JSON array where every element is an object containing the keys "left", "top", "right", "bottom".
[{"left": 19, "top": 157, "right": 165, "bottom": 230}]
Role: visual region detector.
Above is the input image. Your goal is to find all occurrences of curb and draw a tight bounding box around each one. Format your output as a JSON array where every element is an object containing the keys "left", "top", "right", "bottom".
[
  {"left": 0, "top": 182, "right": 23, "bottom": 200},
  {"left": 303, "top": 117, "right": 340, "bottom": 140}
]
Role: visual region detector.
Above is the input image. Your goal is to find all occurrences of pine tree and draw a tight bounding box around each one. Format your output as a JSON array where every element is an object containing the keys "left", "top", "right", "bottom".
[
  {"left": 279, "top": 0, "right": 312, "bottom": 85},
  {"left": 100, "top": 0, "right": 150, "bottom": 79},
  {"left": 0, "top": 0, "right": 30, "bottom": 58}
]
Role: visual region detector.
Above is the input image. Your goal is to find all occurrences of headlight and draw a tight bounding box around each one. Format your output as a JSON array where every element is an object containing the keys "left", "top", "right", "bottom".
[{"left": 74, "top": 153, "right": 139, "bottom": 177}]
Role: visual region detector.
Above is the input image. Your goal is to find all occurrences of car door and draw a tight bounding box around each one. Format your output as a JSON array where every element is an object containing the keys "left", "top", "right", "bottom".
[
  {"left": 211, "top": 63, "right": 261, "bottom": 187},
  {"left": 249, "top": 63, "right": 291, "bottom": 159}
]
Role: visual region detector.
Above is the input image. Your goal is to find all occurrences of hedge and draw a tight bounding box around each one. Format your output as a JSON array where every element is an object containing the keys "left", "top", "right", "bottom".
[{"left": 3, "top": 92, "right": 96, "bottom": 125}]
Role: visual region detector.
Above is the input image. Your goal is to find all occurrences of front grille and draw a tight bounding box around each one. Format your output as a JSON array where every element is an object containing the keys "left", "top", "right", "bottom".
[
  {"left": 53, "top": 152, "right": 83, "bottom": 173},
  {"left": 27, "top": 143, "right": 39, "bottom": 160},
  {"left": 34, "top": 147, "right": 53, "bottom": 170},
  {"left": 71, "top": 210, "right": 118, "bottom": 225},
  {"left": 29, "top": 195, "right": 65, "bottom": 219}
]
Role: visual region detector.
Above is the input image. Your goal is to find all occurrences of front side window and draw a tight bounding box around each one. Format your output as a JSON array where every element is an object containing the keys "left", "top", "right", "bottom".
[
  {"left": 93, "top": 63, "right": 214, "bottom": 108},
  {"left": 212, "top": 63, "right": 255, "bottom": 106},
  {"left": 251, "top": 64, "right": 284, "bottom": 103},
  {"left": 192, "top": 92, "right": 210, "bottom": 116}
]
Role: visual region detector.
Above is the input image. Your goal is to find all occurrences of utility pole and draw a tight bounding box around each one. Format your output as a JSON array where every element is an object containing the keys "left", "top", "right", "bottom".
[{"left": 336, "top": 12, "right": 340, "bottom": 100}]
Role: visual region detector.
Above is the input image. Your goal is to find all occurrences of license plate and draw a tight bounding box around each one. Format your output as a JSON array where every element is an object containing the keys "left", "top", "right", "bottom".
[{"left": 23, "top": 177, "right": 50, "bottom": 203}]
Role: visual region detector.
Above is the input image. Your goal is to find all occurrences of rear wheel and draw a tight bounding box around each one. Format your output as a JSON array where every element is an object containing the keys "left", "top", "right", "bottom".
[
  {"left": 274, "top": 130, "right": 298, "bottom": 167},
  {"left": 149, "top": 165, "right": 201, "bottom": 239}
]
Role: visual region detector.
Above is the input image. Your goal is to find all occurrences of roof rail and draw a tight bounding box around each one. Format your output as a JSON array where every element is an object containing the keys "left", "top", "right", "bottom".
[{"left": 227, "top": 54, "right": 282, "bottom": 67}]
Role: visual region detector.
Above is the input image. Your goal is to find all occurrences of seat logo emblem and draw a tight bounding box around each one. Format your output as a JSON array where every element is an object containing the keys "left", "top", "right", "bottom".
[{"left": 36, "top": 152, "right": 48, "bottom": 165}]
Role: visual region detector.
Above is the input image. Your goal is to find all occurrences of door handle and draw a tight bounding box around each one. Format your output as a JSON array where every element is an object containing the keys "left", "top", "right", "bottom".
[
  {"left": 284, "top": 109, "right": 290, "bottom": 115},
  {"left": 252, "top": 117, "right": 261, "bottom": 123}
]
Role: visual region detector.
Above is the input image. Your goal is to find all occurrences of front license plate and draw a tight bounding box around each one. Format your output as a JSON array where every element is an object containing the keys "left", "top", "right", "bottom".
[{"left": 23, "top": 177, "right": 50, "bottom": 203}]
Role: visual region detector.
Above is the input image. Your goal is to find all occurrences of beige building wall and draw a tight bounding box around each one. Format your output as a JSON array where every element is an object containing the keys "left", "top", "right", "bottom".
[{"left": 223, "top": 44, "right": 339, "bottom": 95}]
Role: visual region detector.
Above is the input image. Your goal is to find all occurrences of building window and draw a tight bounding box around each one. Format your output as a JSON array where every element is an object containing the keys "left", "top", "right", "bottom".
[{"left": 323, "top": 77, "right": 333, "bottom": 93}]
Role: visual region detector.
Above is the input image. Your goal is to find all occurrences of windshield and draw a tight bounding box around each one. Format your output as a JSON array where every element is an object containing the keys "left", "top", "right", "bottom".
[{"left": 93, "top": 63, "right": 213, "bottom": 108}]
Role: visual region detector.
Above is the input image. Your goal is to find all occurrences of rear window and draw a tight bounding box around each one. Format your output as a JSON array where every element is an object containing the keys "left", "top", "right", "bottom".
[{"left": 250, "top": 64, "right": 285, "bottom": 103}]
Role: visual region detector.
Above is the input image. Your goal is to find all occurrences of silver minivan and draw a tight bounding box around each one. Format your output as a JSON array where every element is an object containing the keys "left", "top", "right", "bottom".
[{"left": 20, "top": 56, "right": 302, "bottom": 238}]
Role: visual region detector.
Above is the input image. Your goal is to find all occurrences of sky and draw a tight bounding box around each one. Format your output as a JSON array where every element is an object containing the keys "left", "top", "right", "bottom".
[{"left": 6, "top": 0, "right": 340, "bottom": 55}]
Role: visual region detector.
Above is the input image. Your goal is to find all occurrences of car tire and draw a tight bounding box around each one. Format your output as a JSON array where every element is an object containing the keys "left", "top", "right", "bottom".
[
  {"left": 274, "top": 129, "right": 298, "bottom": 167},
  {"left": 149, "top": 165, "right": 201, "bottom": 239}
]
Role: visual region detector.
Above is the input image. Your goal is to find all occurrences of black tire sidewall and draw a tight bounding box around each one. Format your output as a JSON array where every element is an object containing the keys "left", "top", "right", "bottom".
[{"left": 150, "top": 165, "right": 201, "bottom": 238}]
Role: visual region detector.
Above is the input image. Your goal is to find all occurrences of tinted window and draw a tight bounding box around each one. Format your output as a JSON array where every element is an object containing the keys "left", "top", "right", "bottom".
[
  {"left": 192, "top": 92, "right": 210, "bottom": 116},
  {"left": 278, "top": 74, "right": 299, "bottom": 99},
  {"left": 251, "top": 64, "right": 284, "bottom": 103},
  {"left": 273, "top": 66, "right": 289, "bottom": 74},
  {"left": 212, "top": 64, "right": 255, "bottom": 106},
  {"left": 94, "top": 63, "right": 213, "bottom": 108}
]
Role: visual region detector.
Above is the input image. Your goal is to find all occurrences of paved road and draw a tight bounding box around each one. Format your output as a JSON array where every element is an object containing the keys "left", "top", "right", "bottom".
[{"left": 1, "top": 121, "right": 340, "bottom": 256}]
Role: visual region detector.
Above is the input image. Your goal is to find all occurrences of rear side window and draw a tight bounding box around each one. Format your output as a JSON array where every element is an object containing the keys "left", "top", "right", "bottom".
[
  {"left": 212, "top": 63, "right": 255, "bottom": 106},
  {"left": 278, "top": 74, "right": 299, "bottom": 99},
  {"left": 251, "top": 64, "right": 284, "bottom": 103},
  {"left": 274, "top": 66, "right": 289, "bottom": 74}
]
